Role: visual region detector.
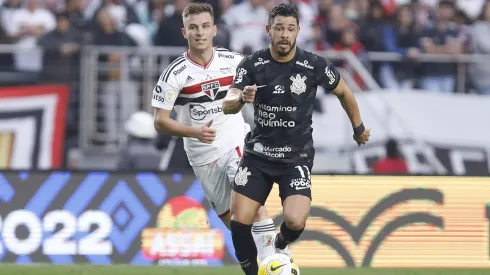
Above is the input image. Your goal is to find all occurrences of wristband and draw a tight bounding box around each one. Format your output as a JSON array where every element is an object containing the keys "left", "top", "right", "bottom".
[
  {"left": 353, "top": 122, "right": 365, "bottom": 137},
  {"left": 238, "top": 92, "right": 245, "bottom": 105}
]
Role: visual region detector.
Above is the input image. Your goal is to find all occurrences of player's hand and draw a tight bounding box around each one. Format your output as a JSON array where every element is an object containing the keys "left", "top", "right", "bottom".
[
  {"left": 242, "top": 85, "right": 257, "bottom": 103},
  {"left": 353, "top": 127, "right": 370, "bottom": 146},
  {"left": 198, "top": 120, "right": 216, "bottom": 144}
]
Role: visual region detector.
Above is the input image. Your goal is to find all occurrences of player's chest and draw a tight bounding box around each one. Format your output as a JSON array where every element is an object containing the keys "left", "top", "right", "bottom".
[{"left": 254, "top": 66, "right": 316, "bottom": 101}]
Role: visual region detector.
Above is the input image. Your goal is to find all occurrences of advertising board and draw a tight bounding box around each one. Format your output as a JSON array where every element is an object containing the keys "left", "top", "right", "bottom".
[{"left": 0, "top": 172, "right": 489, "bottom": 267}]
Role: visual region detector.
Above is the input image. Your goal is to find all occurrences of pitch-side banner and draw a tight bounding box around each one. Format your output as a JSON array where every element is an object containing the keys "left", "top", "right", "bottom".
[
  {"left": 0, "top": 171, "right": 489, "bottom": 268},
  {"left": 312, "top": 91, "right": 490, "bottom": 175},
  {"left": 0, "top": 85, "right": 69, "bottom": 169}
]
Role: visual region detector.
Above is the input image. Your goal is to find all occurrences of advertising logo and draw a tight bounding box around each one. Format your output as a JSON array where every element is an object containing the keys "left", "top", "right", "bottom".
[{"left": 141, "top": 196, "right": 224, "bottom": 266}]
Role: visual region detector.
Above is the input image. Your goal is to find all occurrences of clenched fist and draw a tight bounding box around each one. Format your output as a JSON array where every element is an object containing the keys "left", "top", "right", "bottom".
[
  {"left": 241, "top": 85, "right": 257, "bottom": 103},
  {"left": 353, "top": 127, "right": 371, "bottom": 146}
]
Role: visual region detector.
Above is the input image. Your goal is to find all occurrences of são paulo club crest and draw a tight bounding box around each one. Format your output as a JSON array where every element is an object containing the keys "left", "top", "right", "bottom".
[{"left": 201, "top": 81, "right": 220, "bottom": 100}]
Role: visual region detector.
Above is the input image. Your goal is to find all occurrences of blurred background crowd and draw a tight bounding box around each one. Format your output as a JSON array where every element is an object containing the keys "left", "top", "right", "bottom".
[
  {"left": 1, "top": 0, "right": 490, "bottom": 92},
  {"left": 0, "top": 0, "right": 489, "bottom": 172},
  {"left": 0, "top": 0, "right": 490, "bottom": 94}
]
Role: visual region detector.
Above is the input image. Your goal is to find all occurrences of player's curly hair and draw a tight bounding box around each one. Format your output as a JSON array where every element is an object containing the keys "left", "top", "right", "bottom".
[{"left": 268, "top": 3, "right": 299, "bottom": 26}]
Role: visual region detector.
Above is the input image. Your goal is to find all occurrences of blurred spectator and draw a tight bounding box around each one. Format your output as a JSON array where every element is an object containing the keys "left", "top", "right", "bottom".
[
  {"left": 213, "top": 0, "right": 233, "bottom": 48},
  {"left": 411, "top": 0, "right": 435, "bottom": 29},
  {"left": 92, "top": 0, "right": 140, "bottom": 31},
  {"left": 154, "top": 0, "right": 189, "bottom": 47},
  {"left": 92, "top": 9, "right": 138, "bottom": 146},
  {"left": 359, "top": 1, "right": 386, "bottom": 83},
  {"left": 372, "top": 138, "right": 409, "bottom": 174},
  {"left": 65, "top": 0, "right": 89, "bottom": 33},
  {"left": 134, "top": 0, "right": 165, "bottom": 39},
  {"left": 303, "top": 23, "right": 331, "bottom": 51},
  {"left": 0, "top": 14, "right": 14, "bottom": 70},
  {"left": 8, "top": 0, "right": 56, "bottom": 72},
  {"left": 380, "top": 4, "right": 420, "bottom": 89},
  {"left": 332, "top": 24, "right": 366, "bottom": 88},
  {"left": 325, "top": 4, "right": 352, "bottom": 45},
  {"left": 469, "top": 1, "right": 490, "bottom": 95},
  {"left": 418, "top": 0, "right": 461, "bottom": 93},
  {"left": 117, "top": 111, "right": 162, "bottom": 170},
  {"left": 93, "top": 9, "right": 136, "bottom": 48},
  {"left": 1, "top": 0, "right": 22, "bottom": 32},
  {"left": 38, "top": 11, "right": 82, "bottom": 83},
  {"left": 221, "top": 0, "right": 268, "bottom": 52}
]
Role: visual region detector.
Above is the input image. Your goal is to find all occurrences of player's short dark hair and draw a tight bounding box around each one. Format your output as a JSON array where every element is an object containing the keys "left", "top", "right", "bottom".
[
  {"left": 182, "top": 3, "right": 214, "bottom": 22},
  {"left": 268, "top": 3, "right": 299, "bottom": 26}
]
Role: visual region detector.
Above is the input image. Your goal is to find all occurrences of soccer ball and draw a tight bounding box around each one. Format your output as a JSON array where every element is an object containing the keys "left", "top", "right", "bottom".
[{"left": 258, "top": 254, "right": 300, "bottom": 275}]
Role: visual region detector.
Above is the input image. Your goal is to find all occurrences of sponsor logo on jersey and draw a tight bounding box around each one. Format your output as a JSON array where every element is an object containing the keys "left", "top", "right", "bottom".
[
  {"left": 189, "top": 103, "right": 222, "bottom": 121},
  {"left": 273, "top": 85, "right": 285, "bottom": 94},
  {"left": 185, "top": 75, "right": 194, "bottom": 84},
  {"left": 254, "top": 58, "right": 270, "bottom": 67},
  {"left": 201, "top": 81, "right": 220, "bottom": 100},
  {"left": 235, "top": 68, "right": 247, "bottom": 84},
  {"left": 256, "top": 104, "right": 296, "bottom": 128},
  {"left": 325, "top": 67, "right": 336, "bottom": 85},
  {"left": 218, "top": 53, "right": 234, "bottom": 59},
  {"left": 173, "top": 65, "right": 186, "bottom": 76},
  {"left": 296, "top": 60, "right": 314, "bottom": 70},
  {"left": 290, "top": 74, "right": 307, "bottom": 95},
  {"left": 220, "top": 67, "right": 232, "bottom": 73},
  {"left": 290, "top": 178, "right": 311, "bottom": 190},
  {"left": 253, "top": 143, "right": 291, "bottom": 158}
]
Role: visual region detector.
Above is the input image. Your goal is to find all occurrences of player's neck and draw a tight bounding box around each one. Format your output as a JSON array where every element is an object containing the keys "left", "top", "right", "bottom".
[
  {"left": 269, "top": 46, "right": 297, "bottom": 63},
  {"left": 187, "top": 47, "right": 214, "bottom": 66}
]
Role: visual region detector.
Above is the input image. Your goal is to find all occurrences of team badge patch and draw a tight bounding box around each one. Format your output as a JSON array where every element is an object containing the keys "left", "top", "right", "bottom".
[
  {"left": 201, "top": 81, "right": 220, "bottom": 100},
  {"left": 290, "top": 74, "right": 307, "bottom": 95}
]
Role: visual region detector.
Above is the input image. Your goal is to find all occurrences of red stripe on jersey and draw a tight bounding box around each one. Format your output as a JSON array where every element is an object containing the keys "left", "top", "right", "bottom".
[
  {"left": 235, "top": 146, "right": 242, "bottom": 157},
  {"left": 181, "top": 76, "right": 234, "bottom": 95}
]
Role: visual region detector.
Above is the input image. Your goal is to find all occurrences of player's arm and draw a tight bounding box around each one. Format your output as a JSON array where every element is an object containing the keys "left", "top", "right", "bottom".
[
  {"left": 318, "top": 58, "right": 370, "bottom": 145},
  {"left": 152, "top": 74, "right": 215, "bottom": 143},
  {"left": 222, "top": 88, "right": 244, "bottom": 114},
  {"left": 154, "top": 108, "right": 199, "bottom": 138},
  {"left": 223, "top": 56, "right": 255, "bottom": 114},
  {"left": 331, "top": 78, "right": 363, "bottom": 129}
]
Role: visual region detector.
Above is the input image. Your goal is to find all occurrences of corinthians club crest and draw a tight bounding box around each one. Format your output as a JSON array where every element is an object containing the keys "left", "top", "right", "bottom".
[{"left": 290, "top": 74, "right": 307, "bottom": 95}]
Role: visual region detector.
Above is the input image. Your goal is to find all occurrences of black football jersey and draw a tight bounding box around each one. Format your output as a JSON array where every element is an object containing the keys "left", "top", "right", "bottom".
[{"left": 230, "top": 47, "right": 341, "bottom": 163}]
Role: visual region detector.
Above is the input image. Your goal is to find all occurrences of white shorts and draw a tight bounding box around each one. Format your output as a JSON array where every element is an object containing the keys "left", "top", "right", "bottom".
[{"left": 192, "top": 145, "right": 243, "bottom": 216}]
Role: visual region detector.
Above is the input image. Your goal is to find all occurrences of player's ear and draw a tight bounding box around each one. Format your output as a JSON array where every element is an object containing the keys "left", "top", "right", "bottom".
[
  {"left": 266, "top": 24, "right": 271, "bottom": 37},
  {"left": 181, "top": 27, "right": 186, "bottom": 39},
  {"left": 213, "top": 24, "right": 217, "bottom": 37}
]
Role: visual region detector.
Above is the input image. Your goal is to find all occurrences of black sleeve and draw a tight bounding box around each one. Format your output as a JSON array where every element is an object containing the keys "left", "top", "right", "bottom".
[
  {"left": 316, "top": 56, "right": 341, "bottom": 92},
  {"left": 230, "top": 56, "right": 255, "bottom": 90}
]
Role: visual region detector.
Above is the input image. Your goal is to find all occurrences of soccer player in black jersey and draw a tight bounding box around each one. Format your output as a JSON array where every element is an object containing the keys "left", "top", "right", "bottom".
[{"left": 222, "top": 3, "right": 370, "bottom": 275}]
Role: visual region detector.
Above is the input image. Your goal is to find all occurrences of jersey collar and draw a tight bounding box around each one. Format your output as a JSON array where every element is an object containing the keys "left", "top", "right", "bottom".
[{"left": 185, "top": 48, "right": 215, "bottom": 70}]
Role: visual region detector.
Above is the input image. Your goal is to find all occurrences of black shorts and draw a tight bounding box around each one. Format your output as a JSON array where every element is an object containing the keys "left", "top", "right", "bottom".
[{"left": 232, "top": 153, "right": 313, "bottom": 205}]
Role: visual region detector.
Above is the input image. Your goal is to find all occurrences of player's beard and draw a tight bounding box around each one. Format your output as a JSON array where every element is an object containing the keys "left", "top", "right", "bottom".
[{"left": 274, "top": 39, "right": 296, "bottom": 57}]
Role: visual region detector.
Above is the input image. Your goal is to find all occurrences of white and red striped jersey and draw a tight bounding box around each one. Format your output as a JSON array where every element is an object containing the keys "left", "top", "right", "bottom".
[{"left": 151, "top": 47, "right": 249, "bottom": 166}]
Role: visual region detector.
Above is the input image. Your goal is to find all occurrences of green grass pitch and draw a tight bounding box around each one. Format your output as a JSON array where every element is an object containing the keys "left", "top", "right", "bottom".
[{"left": 0, "top": 264, "right": 489, "bottom": 275}]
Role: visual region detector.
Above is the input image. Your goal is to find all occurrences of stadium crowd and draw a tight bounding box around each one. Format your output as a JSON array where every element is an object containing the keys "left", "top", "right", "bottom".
[
  {"left": 0, "top": 0, "right": 489, "bottom": 94},
  {"left": 0, "top": 0, "right": 490, "bottom": 94}
]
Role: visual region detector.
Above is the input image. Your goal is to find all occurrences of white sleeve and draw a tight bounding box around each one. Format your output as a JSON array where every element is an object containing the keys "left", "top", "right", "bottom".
[
  {"left": 231, "top": 52, "right": 245, "bottom": 70},
  {"left": 151, "top": 70, "right": 181, "bottom": 110}
]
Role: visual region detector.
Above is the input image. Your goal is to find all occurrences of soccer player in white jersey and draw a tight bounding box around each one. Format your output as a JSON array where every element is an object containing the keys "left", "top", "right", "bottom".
[{"left": 151, "top": 3, "right": 282, "bottom": 263}]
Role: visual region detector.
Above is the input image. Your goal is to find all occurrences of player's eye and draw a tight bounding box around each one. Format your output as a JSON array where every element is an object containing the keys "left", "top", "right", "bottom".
[{"left": 288, "top": 28, "right": 295, "bottom": 32}]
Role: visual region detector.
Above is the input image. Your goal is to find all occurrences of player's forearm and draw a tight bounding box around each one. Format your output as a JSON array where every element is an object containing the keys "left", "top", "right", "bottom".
[
  {"left": 223, "top": 93, "right": 244, "bottom": 114},
  {"left": 338, "top": 91, "right": 363, "bottom": 128},
  {"left": 154, "top": 116, "right": 199, "bottom": 138}
]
